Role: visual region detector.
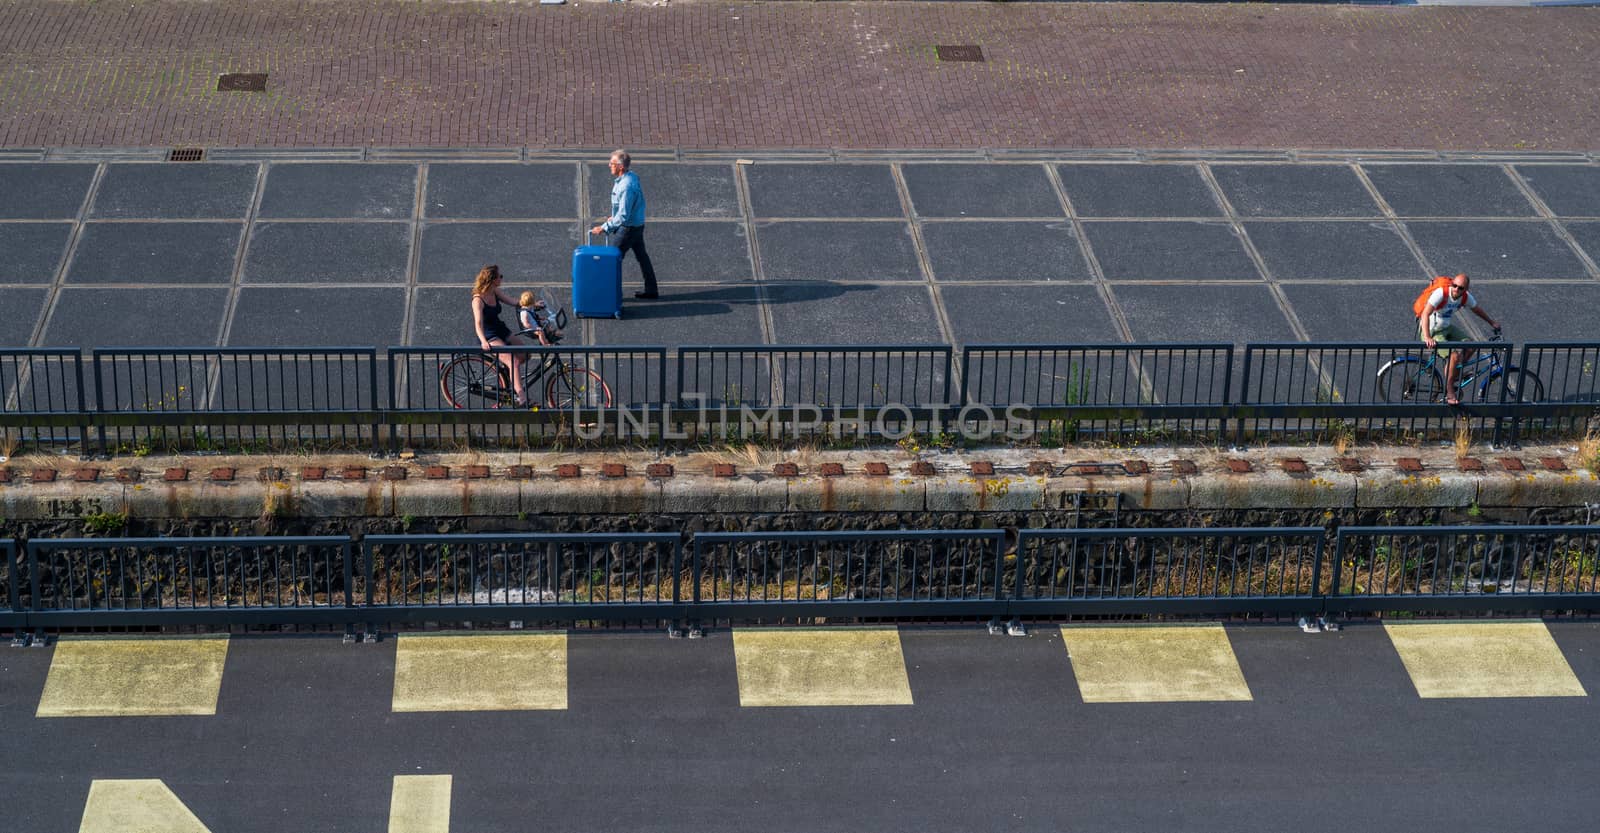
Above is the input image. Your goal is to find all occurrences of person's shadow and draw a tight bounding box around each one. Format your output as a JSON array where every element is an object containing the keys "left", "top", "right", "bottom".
[{"left": 610, "top": 282, "right": 871, "bottom": 321}]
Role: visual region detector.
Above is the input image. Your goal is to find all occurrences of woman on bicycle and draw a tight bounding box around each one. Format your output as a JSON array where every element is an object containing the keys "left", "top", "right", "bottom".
[{"left": 470, "top": 264, "right": 530, "bottom": 406}]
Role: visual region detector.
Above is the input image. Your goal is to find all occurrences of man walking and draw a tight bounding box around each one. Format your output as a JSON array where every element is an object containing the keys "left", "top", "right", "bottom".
[{"left": 590, "top": 149, "right": 659, "bottom": 300}]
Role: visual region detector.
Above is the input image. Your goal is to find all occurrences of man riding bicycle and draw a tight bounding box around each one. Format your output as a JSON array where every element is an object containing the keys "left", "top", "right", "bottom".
[{"left": 1418, "top": 273, "right": 1501, "bottom": 405}]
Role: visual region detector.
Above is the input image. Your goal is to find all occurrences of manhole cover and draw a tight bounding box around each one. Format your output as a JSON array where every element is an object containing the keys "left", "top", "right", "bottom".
[
  {"left": 936, "top": 45, "right": 984, "bottom": 63},
  {"left": 217, "top": 73, "right": 268, "bottom": 92},
  {"left": 167, "top": 148, "right": 205, "bottom": 162}
]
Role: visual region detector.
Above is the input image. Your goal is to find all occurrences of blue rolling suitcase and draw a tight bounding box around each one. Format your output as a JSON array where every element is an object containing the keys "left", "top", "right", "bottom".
[{"left": 572, "top": 240, "right": 623, "bottom": 319}]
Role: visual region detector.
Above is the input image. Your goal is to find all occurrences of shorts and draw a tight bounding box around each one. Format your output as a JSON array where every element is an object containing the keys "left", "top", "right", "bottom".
[{"left": 1419, "top": 318, "right": 1468, "bottom": 357}]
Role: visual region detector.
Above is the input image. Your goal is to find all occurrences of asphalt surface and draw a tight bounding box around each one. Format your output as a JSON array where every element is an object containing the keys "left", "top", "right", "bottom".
[
  {"left": 4, "top": 623, "right": 1600, "bottom": 833},
  {"left": 4, "top": 153, "right": 1600, "bottom": 352}
]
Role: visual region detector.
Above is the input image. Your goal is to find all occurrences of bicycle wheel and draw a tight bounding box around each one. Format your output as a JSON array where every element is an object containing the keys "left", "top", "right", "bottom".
[
  {"left": 1480, "top": 367, "right": 1545, "bottom": 404},
  {"left": 546, "top": 365, "right": 613, "bottom": 409},
  {"left": 440, "top": 355, "right": 507, "bottom": 409},
  {"left": 1375, "top": 357, "right": 1444, "bottom": 403}
]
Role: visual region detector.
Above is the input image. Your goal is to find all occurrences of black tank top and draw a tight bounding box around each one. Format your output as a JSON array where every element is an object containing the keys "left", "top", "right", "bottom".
[{"left": 480, "top": 296, "right": 511, "bottom": 340}]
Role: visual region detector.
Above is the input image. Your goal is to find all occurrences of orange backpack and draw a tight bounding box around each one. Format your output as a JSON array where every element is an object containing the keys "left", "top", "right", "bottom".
[{"left": 1411, "top": 276, "right": 1455, "bottom": 318}]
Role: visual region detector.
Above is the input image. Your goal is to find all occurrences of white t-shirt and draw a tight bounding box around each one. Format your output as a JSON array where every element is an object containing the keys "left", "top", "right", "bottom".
[{"left": 1424, "top": 287, "right": 1477, "bottom": 330}]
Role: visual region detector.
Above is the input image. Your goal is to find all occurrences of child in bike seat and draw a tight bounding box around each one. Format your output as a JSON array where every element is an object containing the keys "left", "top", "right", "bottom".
[{"left": 517, "top": 291, "right": 564, "bottom": 345}]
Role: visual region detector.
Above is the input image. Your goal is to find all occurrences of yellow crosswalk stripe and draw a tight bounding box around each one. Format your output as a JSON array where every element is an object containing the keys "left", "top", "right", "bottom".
[
  {"left": 38, "top": 637, "right": 229, "bottom": 718},
  {"left": 78, "top": 779, "right": 212, "bottom": 833},
  {"left": 1384, "top": 621, "right": 1586, "bottom": 699},
  {"left": 1061, "top": 624, "right": 1253, "bottom": 703},
  {"left": 733, "top": 626, "right": 913, "bottom": 707},
  {"left": 389, "top": 775, "right": 452, "bottom": 833},
  {"left": 392, "top": 633, "right": 567, "bottom": 712}
]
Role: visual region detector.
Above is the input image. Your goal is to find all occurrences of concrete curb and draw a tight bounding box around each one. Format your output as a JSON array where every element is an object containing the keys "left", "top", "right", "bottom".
[{"left": 1, "top": 445, "right": 1594, "bottom": 521}]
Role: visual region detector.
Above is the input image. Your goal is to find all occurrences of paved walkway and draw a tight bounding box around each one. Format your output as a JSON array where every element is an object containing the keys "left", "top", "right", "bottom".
[
  {"left": 1, "top": 1, "right": 1598, "bottom": 150},
  {"left": 4, "top": 153, "right": 1599, "bottom": 353},
  {"left": 5, "top": 623, "right": 1600, "bottom": 832}
]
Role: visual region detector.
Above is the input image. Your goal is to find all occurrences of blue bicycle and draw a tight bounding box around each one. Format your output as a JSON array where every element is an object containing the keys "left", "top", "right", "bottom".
[{"left": 1375, "top": 334, "right": 1543, "bottom": 405}]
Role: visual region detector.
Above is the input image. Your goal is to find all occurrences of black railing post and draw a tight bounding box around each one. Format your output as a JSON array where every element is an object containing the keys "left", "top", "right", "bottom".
[
  {"left": 671, "top": 537, "right": 683, "bottom": 606},
  {"left": 1311, "top": 530, "right": 1327, "bottom": 615},
  {"left": 90, "top": 350, "right": 107, "bottom": 456},
  {"left": 1232, "top": 346, "right": 1250, "bottom": 449},
  {"left": 71, "top": 352, "right": 91, "bottom": 458},
  {"left": 1329, "top": 529, "right": 1345, "bottom": 602},
  {"left": 367, "top": 349, "right": 381, "bottom": 457},
  {"left": 344, "top": 540, "right": 358, "bottom": 609}
]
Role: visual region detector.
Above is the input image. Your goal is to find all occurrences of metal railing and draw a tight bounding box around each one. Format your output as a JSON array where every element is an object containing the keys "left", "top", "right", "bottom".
[
  {"left": 7, "top": 525, "right": 1600, "bottom": 631},
  {"left": 93, "top": 348, "right": 380, "bottom": 454},
  {"left": 960, "top": 343, "right": 1233, "bottom": 443},
  {"left": 1011, "top": 528, "right": 1325, "bottom": 616},
  {"left": 361, "top": 533, "right": 682, "bottom": 621},
  {"left": 1, "top": 540, "right": 19, "bottom": 630},
  {"left": 1, "top": 341, "right": 1597, "bottom": 455},
  {"left": 1329, "top": 526, "right": 1600, "bottom": 613},
  {"left": 674, "top": 345, "right": 953, "bottom": 439},
  {"left": 690, "top": 530, "right": 1006, "bottom": 618}
]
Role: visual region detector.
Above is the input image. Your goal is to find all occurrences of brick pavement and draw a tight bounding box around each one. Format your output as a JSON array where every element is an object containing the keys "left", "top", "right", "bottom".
[{"left": 0, "top": 1, "right": 1598, "bottom": 150}]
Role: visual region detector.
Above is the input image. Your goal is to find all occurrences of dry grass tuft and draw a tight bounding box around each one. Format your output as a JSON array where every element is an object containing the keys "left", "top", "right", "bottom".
[
  {"left": 0, "top": 429, "right": 17, "bottom": 461},
  {"left": 1454, "top": 418, "right": 1473, "bottom": 458},
  {"left": 1579, "top": 422, "right": 1600, "bottom": 474}
]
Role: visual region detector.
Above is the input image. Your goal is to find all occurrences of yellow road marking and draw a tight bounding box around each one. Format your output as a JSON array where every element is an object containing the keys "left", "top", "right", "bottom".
[
  {"left": 78, "top": 779, "right": 212, "bottom": 833},
  {"left": 392, "top": 633, "right": 567, "bottom": 712},
  {"left": 38, "top": 637, "right": 228, "bottom": 717},
  {"left": 1061, "top": 625, "right": 1253, "bottom": 703},
  {"left": 389, "top": 775, "right": 452, "bottom": 833},
  {"left": 733, "top": 627, "right": 913, "bottom": 707},
  {"left": 1384, "top": 621, "right": 1586, "bottom": 699}
]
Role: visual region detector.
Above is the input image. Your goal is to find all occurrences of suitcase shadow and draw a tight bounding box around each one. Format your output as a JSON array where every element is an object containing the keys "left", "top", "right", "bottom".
[{"left": 617, "top": 282, "right": 867, "bottom": 320}]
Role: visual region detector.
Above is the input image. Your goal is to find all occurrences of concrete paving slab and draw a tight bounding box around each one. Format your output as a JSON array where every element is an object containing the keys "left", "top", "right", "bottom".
[
  {"left": 1278, "top": 282, "right": 1429, "bottom": 341},
  {"left": 228, "top": 287, "right": 405, "bottom": 346},
  {"left": 764, "top": 283, "right": 943, "bottom": 344},
  {"left": 0, "top": 288, "right": 47, "bottom": 346},
  {"left": 43, "top": 286, "right": 228, "bottom": 347},
  {"left": 586, "top": 162, "right": 740, "bottom": 219},
  {"left": 243, "top": 221, "right": 411, "bottom": 284},
  {"left": 939, "top": 284, "right": 1119, "bottom": 346},
  {"left": 1405, "top": 220, "right": 1591, "bottom": 280},
  {"left": 67, "top": 221, "right": 241, "bottom": 284},
  {"left": 1060, "top": 624, "right": 1252, "bottom": 703},
  {"left": 36, "top": 636, "right": 229, "bottom": 717},
  {"left": 1517, "top": 165, "right": 1600, "bottom": 218},
  {"left": 1384, "top": 621, "right": 1586, "bottom": 699},
  {"left": 1364, "top": 164, "right": 1537, "bottom": 217},
  {"left": 78, "top": 780, "right": 215, "bottom": 833},
  {"left": 589, "top": 284, "right": 764, "bottom": 346},
  {"left": 417, "top": 221, "right": 577, "bottom": 285},
  {"left": 901, "top": 163, "right": 1062, "bottom": 218},
  {"left": 424, "top": 163, "right": 577, "bottom": 219},
  {"left": 1085, "top": 221, "right": 1260, "bottom": 281},
  {"left": 1246, "top": 221, "right": 1423, "bottom": 281},
  {"left": 0, "top": 163, "right": 94, "bottom": 219},
  {"left": 733, "top": 627, "right": 913, "bottom": 707},
  {"left": 1561, "top": 220, "right": 1600, "bottom": 266},
  {"left": 1463, "top": 282, "right": 1600, "bottom": 341},
  {"left": 257, "top": 162, "right": 416, "bottom": 219},
  {"left": 0, "top": 221, "right": 72, "bottom": 282},
  {"left": 388, "top": 775, "right": 451, "bottom": 833},
  {"left": 617, "top": 221, "right": 753, "bottom": 284},
  {"left": 920, "top": 221, "right": 1091, "bottom": 282},
  {"left": 391, "top": 632, "right": 567, "bottom": 712},
  {"left": 1113, "top": 283, "right": 1296, "bottom": 343},
  {"left": 745, "top": 164, "right": 903, "bottom": 218},
  {"left": 1211, "top": 164, "right": 1382, "bottom": 218},
  {"left": 756, "top": 220, "right": 922, "bottom": 282},
  {"left": 1056, "top": 164, "right": 1223, "bottom": 218},
  {"left": 89, "top": 163, "right": 258, "bottom": 219}
]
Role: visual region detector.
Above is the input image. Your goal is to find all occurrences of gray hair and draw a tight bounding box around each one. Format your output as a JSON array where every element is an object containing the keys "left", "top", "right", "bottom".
[{"left": 610, "top": 149, "right": 631, "bottom": 170}]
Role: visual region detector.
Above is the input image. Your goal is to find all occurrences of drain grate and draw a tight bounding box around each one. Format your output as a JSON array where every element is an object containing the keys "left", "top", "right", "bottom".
[
  {"left": 167, "top": 148, "right": 205, "bottom": 162},
  {"left": 217, "top": 73, "right": 268, "bottom": 92},
  {"left": 935, "top": 45, "right": 984, "bottom": 63}
]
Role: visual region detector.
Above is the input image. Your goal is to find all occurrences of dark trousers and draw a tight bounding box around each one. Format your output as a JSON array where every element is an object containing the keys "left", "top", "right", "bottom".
[{"left": 609, "top": 225, "right": 658, "bottom": 294}]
